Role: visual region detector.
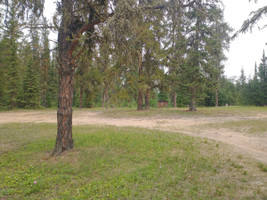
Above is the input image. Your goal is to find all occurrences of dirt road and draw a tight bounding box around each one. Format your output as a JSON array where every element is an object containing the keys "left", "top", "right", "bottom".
[{"left": 0, "top": 109, "right": 267, "bottom": 163}]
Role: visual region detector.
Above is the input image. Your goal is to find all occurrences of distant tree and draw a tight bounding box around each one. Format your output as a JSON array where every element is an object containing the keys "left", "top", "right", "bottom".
[
  {"left": 181, "top": 1, "right": 225, "bottom": 111},
  {"left": 40, "top": 18, "right": 51, "bottom": 107},
  {"left": 2, "top": 1, "right": 22, "bottom": 109},
  {"left": 236, "top": 68, "right": 247, "bottom": 105},
  {"left": 218, "top": 77, "right": 237, "bottom": 106},
  {"left": 164, "top": 2, "right": 187, "bottom": 108},
  {"left": 158, "top": 90, "right": 169, "bottom": 102},
  {"left": 258, "top": 51, "right": 267, "bottom": 105},
  {"left": 0, "top": 39, "right": 9, "bottom": 109},
  {"left": 23, "top": 58, "right": 40, "bottom": 108},
  {"left": 143, "top": 48, "right": 164, "bottom": 110},
  {"left": 205, "top": 8, "right": 232, "bottom": 107},
  {"left": 46, "top": 52, "right": 59, "bottom": 108}
]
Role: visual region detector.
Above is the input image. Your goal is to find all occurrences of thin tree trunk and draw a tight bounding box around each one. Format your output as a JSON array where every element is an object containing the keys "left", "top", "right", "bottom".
[
  {"left": 137, "top": 88, "right": 143, "bottom": 110},
  {"left": 137, "top": 50, "right": 143, "bottom": 111},
  {"left": 145, "top": 88, "right": 150, "bottom": 110},
  {"left": 79, "top": 85, "right": 83, "bottom": 108},
  {"left": 104, "top": 86, "right": 108, "bottom": 109},
  {"left": 189, "top": 88, "right": 197, "bottom": 111},
  {"left": 215, "top": 88, "right": 219, "bottom": 107},
  {"left": 173, "top": 91, "right": 177, "bottom": 108},
  {"left": 102, "top": 90, "right": 105, "bottom": 108}
]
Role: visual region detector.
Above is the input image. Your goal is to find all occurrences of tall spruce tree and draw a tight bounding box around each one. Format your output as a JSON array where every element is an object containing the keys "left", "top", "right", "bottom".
[
  {"left": 3, "top": 1, "right": 21, "bottom": 109},
  {"left": 23, "top": 58, "right": 40, "bottom": 108},
  {"left": 258, "top": 50, "right": 267, "bottom": 105},
  {"left": 180, "top": 0, "right": 225, "bottom": 111},
  {"left": 205, "top": 8, "right": 231, "bottom": 107},
  {"left": 236, "top": 68, "right": 247, "bottom": 105},
  {"left": 164, "top": 1, "right": 187, "bottom": 108},
  {"left": 46, "top": 52, "right": 59, "bottom": 108},
  {"left": 40, "top": 18, "right": 51, "bottom": 107}
]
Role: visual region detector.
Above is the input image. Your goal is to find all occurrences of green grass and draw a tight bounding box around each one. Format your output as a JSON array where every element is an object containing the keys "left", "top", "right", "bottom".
[{"left": 0, "top": 123, "right": 267, "bottom": 199}]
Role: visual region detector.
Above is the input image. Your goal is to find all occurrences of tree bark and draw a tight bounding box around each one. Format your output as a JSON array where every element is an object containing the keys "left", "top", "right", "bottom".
[
  {"left": 215, "top": 88, "right": 219, "bottom": 107},
  {"left": 173, "top": 91, "right": 177, "bottom": 108},
  {"left": 189, "top": 87, "right": 197, "bottom": 111},
  {"left": 54, "top": 67, "right": 74, "bottom": 154},
  {"left": 137, "top": 88, "right": 143, "bottom": 110},
  {"left": 145, "top": 88, "right": 150, "bottom": 110}
]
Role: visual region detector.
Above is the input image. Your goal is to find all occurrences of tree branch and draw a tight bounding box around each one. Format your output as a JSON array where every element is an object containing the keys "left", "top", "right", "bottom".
[
  {"left": 70, "top": 47, "right": 86, "bottom": 66},
  {"left": 143, "top": 0, "right": 196, "bottom": 10},
  {"left": 68, "top": 12, "right": 114, "bottom": 60},
  {"left": 232, "top": 6, "right": 267, "bottom": 39}
]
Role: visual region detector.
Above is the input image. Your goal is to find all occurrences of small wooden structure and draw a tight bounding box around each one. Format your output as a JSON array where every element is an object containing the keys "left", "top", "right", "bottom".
[{"left": 158, "top": 100, "right": 168, "bottom": 108}]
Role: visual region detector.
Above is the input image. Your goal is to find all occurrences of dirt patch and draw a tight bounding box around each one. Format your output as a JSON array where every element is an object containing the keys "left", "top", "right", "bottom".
[{"left": 0, "top": 110, "right": 266, "bottom": 163}]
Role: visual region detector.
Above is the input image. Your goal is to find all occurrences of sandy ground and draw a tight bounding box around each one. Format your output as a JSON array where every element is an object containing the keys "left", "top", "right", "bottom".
[{"left": 0, "top": 110, "right": 267, "bottom": 163}]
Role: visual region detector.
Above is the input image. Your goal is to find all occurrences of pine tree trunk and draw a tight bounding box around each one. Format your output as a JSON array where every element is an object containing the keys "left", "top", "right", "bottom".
[
  {"left": 145, "top": 88, "right": 150, "bottom": 110},
  {"left": 53, "top": 0, "right": 74, "bottom": 154},
  {"left": 215, "top": 89, "right": 219, "bottom": 107},
  {"left": 173, "top": 91, "right": 177, "bottom": 108},
  {"left": 189, "top": 88, "right": 197, "bottom": 111},
  {"left": 54, "top": 67, "right": 74, "bottom": 154}
]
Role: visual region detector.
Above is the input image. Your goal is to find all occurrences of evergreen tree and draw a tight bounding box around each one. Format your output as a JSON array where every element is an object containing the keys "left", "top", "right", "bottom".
[
  {"left": 180, "top": 1, "right": 225, "bottom": 111},
  {"left": 205, "top": 8, "right": 232, "bottom": 107},
  {"left": 40, "top": 18, "right": 51, "bottom": 107},
  {"left": 23, "top": 58, "right": 40, "bottom": 108},
  {"left": 236, "top": 68, "right": 247, "bottom": 105},
  {"left": 246, "top": 63, "right": 261, "bottom": 106},
  {"left": 258, "top": 51, "right": 267, "bottom": 105},
  {"left": 164, "top": 1, "right": 187, "bottom": 108},
  {"left": 218, "top": 77, "right": 237, "bottom": 106},
  {"left": 158, "top": 91, "right": 169, "bottom": 102},
  {"left": 46, "top": 52, "right": 59, "bottom": 108},
  {"left": 2, "top": 1, "right": 22, "bottom": 109},
  {"left": 0, "top": 39, "right": 9, "bottom": 109}
]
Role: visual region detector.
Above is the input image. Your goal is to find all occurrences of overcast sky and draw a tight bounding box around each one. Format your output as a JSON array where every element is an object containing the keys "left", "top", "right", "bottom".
[{"left": 44, "top": 0, "right": 267, "bottom": 79}]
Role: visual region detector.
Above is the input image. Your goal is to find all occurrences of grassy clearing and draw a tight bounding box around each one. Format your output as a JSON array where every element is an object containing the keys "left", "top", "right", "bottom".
[
  {"left": 200, "top": 119, "right": 267, "bottom": 136},
  {"left": 1, "top": 123, "right": 267, "bottom": 199},
  {"left": 98, "top": 106, "right": 267, "bottom": 119}
]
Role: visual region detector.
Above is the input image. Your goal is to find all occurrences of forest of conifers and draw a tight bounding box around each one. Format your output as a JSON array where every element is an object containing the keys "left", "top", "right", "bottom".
[{"left": 0, "top": 1, "right": 267, "bottom": 112}]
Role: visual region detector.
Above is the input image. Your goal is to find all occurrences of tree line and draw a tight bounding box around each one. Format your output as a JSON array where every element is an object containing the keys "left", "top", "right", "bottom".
[
  {"left": 0, "top": 0, "right": 233, "bottom": 111},
  {"left": 234, "top": 51, "right": 267, "bottom": 107}
]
